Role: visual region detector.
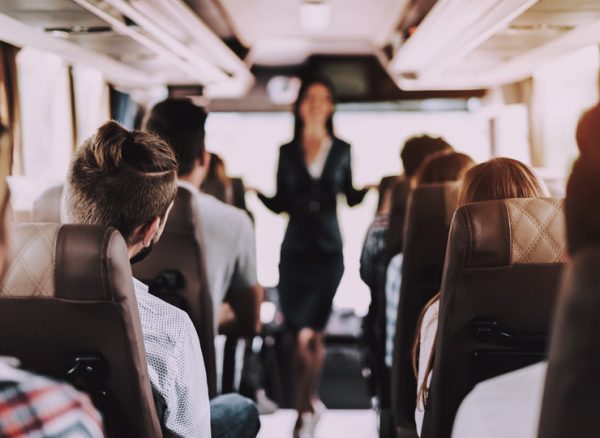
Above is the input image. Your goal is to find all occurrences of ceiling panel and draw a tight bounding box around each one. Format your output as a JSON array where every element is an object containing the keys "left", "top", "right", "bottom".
[{"left": 218, "top": 0, "right": 407, "bottom": 64}]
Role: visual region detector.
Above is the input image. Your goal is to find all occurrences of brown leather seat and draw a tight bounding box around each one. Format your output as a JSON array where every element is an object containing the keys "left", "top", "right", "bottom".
[
  {"left": 386, "top": 177, "right": 411, "bottom": 260},
  {"left": 421, "top": 198, "right": 567, "bottom": 438},
  {"left": 132, "top": 186, "right": 217, "bottom": 398},
  {"left": 32, "top": 184, "right": 63, "bottom": 222},
  {"left": 391, "top": 182, "right": 460, "bottom": 438},
  {"left": 0, "top": 223, "right": 162, "bottom": 438},
  {"left": 537, "top": 246, "right": 600, "bottom": 438}
]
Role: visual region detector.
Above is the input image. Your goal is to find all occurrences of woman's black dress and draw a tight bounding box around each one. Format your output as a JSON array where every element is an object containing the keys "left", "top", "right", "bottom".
[{"left": 258, "top": 138, "right": 367, "bottom": 330}]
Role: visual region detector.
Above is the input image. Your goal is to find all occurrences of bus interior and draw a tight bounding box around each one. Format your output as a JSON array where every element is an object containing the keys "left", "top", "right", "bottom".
[{"left": 0, "top": 0, "right": 599, "bottom": 437}]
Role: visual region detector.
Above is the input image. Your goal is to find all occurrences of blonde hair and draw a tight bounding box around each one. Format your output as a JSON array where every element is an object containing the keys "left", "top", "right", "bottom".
[
  {"left": 413, "top": 157, "right": 546, "bottom": 408},
  {"left": 65, "top": 121, "right": 177, "bottom": 244}
]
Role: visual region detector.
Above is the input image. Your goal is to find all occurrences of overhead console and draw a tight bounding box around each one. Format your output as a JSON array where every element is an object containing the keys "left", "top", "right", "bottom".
[
  {"left": 0, "top": 0, "right": 254, "bottom": 97},
  {"left": 385, "top": 0, "right": 600, "bottom": 90}
]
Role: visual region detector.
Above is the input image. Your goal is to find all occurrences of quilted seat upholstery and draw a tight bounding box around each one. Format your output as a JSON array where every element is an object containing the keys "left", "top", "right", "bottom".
[
  {"left": 0, "top": 223, "right": 162, "bottom": 438},
  {"left": 421, "top": 198, "right": 567, "bottom": 438}
]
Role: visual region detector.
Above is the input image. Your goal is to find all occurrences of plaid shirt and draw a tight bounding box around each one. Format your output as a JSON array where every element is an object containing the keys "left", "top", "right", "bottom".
[
  {"left": 385, "top": 253, "right": 403, "bottom": 367},
  {"left": 0, "top": 360, "right": 103, "bottom": 437},
  {"left": 359, "top": 213, "right": 390, "bottom": 290}
]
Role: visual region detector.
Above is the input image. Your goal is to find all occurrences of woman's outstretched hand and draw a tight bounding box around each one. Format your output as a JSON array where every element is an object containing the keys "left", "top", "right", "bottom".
[{"left": 363, "top": 183, "right": 379, "bottom": 191}]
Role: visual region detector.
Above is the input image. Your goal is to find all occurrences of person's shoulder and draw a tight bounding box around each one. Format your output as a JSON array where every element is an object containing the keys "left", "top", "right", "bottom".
[
  {"left": 197, "top": 193, "right": 248, "bottom": 224},
  {"left": 333, "top": 137, "right": 351, "bottom": 149},
  {"left": 279, "top": 141, "right": 296, "bottom": 157},
  {"left": 133, "top": 278, "right": 193, "bottom": 332},
  {"left": 0, "top": 370, "right": 103, "bottom": 436}
]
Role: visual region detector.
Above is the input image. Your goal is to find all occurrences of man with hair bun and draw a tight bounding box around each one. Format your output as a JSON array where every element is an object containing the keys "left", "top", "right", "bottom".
[{"left": 64, "top": 120, "right": 260, "bottom": 438}]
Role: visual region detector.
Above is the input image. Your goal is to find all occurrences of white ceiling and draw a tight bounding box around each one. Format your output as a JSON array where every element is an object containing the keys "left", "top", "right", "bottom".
[{"left": 218, "top": 0, "right": 407, "bottom": 65}]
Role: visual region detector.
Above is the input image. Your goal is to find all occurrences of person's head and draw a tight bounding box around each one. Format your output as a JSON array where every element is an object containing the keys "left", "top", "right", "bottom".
[
  {"left": 206, "top": 153, "right": 226, "bottom": 182},
  {"left": 64, "top": 121, "right": 177, "bottom": 259},
  {"left": 415, "top": 151, "right": 475, "bottom": 186},
  {"left": 459, "top": 157, "right": 547, "bottom": 206},
  {"left": 400, "top": 135, "right": 453, "bottom": 177},
  {"left": 293, "top": 77, "right": 336, "bottom": 140},
  {"left": 575, "top": 102, "right": 600, "bottom": 158},
  {"left": 567, "top": 102, "right": 600, "bottom": 256},
  {"left": 145, "top": 98, "right": 209, "bottom": 179},
  {"left": 0, "top": 125, "right": 11, "bottom": 279}
]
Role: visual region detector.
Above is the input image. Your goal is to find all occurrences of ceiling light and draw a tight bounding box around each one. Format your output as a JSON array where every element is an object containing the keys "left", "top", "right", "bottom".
[{"left": 300, "top": 1, "right": 332, "bottom": 34}]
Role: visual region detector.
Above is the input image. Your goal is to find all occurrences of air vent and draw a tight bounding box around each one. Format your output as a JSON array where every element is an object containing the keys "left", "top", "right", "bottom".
[{"left": 45, "top": 25, "right": 112, "bottom": 35}]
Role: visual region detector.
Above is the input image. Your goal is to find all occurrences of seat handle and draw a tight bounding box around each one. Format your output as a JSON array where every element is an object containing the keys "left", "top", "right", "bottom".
[
  {"left": 66, "top": 354, "right": 109, "bottom": 388},
  {"left": 472, "top": 318, "right": 548, "bottom": 349}
]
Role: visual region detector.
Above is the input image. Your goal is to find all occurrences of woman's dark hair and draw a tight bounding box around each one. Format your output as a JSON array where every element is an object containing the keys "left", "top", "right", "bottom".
[
  {"left": 206, "top": 153, "right": 225, "bottom": 182},
  {"left": 292, "top": 77, "right": 336, "bottom": 141},
  {"left": 415, "top": 152, "right": 475, "bottom": 186}
]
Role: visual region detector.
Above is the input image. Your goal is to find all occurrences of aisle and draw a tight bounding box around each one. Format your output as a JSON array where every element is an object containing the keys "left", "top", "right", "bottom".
[{"left": 258, "top": 409, "right": 378, "bottom": 438}]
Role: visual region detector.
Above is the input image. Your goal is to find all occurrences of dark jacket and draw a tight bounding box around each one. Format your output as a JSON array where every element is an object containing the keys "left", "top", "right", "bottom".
[{"left": 258, "top": 138, "right": 367, "bottom": 253}]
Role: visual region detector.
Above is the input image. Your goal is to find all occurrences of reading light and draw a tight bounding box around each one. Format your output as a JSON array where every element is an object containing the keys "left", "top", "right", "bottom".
[{"left": 300, "top": 1, "right": 332, "bottom": 34}]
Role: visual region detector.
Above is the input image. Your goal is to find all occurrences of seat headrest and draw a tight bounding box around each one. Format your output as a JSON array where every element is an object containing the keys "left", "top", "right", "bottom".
[
  {"left": 167, "top": 186, "right": 197, "bottom": 232},
  {"left": 0, "top": 223, "right": 132, "bottom": 301},
  {"left": 32, "top": 184, "right": 64, "bottom": 223},
  {"left": 407, "top": 182, "right": 460, "bottom": 227},
  {"left": 450, "top": 197, "right": 567, "bottom": 268}
]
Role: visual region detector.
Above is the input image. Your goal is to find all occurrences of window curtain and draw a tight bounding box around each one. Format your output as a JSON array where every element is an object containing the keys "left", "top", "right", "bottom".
[
  {"left": 110, "top": 87, "right": 144, "bottom": 130},
  {"left": 0, "top": 42, "right": 22, "bottom": 175}
]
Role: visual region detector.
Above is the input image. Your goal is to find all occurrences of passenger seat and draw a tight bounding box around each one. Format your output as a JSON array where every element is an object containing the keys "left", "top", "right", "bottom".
[
  {"left": 421, "top": 198, "right": 567, "bottom": 438},
  {"left": 132, "top": 186, "right": 217, "bottom": 398},
  {"left": 32, "top": 184, "right": 63, "bottom": 223},
  {"left": 0, "top": 223, "right": 162, "bottom": 438},
  {"left": 537, "top": 245, "right": 600, "bottom": 438},
  {"left": 391, "top": 181, "right": 460, "bottom": 438}
]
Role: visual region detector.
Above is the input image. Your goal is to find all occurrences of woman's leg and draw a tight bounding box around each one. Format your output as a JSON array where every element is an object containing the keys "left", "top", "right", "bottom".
[
  {"left": 307, "top": 331, "right": 326, "bottom": 407},
  {"left": 294, "top": 328, "right": 316, "bottom": 423}
]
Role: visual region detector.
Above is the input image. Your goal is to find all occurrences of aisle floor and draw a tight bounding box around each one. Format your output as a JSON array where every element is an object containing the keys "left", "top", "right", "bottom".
[{"left": 258, "top": 409, "right": 378, "bottom": 438}]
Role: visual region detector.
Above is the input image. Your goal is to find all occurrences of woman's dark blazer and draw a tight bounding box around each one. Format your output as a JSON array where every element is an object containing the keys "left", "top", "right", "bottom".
[{"left": 258, "top": 137, "right": 367, "bottom": 254}]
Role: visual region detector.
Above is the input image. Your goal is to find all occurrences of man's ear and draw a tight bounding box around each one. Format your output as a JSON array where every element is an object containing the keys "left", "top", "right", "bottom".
[{"left": 141, "top": 217, "right": 161, "bottom": 247}]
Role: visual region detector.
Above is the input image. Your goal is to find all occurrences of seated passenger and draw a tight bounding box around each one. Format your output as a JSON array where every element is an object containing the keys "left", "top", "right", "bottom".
[
  {"left": 201, "top": 153, "right": 251, "bottom": 218},
  {"left": 413, "top": 157, "right": 547, "bottom": 435},
  {"left": 145, "top": 99, "right": 263, "bottom": 338},
  {"left": 386, "top": 152, "right": 474, "bottom": 368},
  {"left": 385, "top": 151, "right": 475, "bottom": 367},
  {"left": 381, "top": 139, "right": 457, "bottom": 380},
  {"left": 63, "top": 121, "right": 259, "bottom": 438},
  {"left": 385, "top": 135, "right": 453, "bottom": 260},
  {"left": 451, "top": 103, "right": 600, "bottom": 438},
  {"left": 0, "top": 126, "right": 103, "bottom": 438}
]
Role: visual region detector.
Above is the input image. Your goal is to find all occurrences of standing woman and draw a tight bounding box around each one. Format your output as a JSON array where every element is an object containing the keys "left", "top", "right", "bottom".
[{"left": 255, "top": 77, "right": 370, "bottom": 435}]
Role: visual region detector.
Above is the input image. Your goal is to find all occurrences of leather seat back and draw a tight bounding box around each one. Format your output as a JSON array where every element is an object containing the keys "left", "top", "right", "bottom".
[
  {"left": 392, "top": 182, "right": 460, "bottom": 437},
  {"left": 422, "top": 198, "right": 567, "bottom": 438},
  {"left": 537, "top": 246, "right": 600, "bottom": 438},
  {"left": 132, "top": 186, "right": 217, "bottom": 397},
  {"left": 32, "top": 184, "right": 63, "bottom": 222},
  {"left": 386, "top": 177, "right": 411, "bottom": 259},
  {"left": 0, "top": 223, "right": 162, "bottom": 438}
]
